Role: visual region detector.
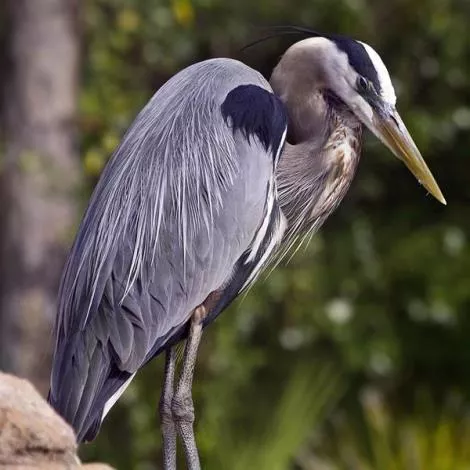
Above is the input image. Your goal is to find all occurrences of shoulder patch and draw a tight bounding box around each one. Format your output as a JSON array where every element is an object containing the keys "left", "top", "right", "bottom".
[{"left": 221, "top": 84, "right": 287, "bottom": 160}]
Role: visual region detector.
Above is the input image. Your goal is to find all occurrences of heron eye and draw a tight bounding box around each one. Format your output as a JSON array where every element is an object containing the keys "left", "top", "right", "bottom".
[{"left": 358, "top": 76, "right": 369, "bottom": 90}]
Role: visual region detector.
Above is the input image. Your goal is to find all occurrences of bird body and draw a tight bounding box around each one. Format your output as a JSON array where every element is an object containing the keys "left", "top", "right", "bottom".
[
  {"left": 49, "top": 30, "right": 445, "bottom": 466},
  {"left": 49, "top": 58, "right": 287, "bottom": 441}
]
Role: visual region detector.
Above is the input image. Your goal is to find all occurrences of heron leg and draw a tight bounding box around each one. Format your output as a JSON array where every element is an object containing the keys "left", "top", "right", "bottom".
[
  {"left": 172, "top": 307, "right": 205, "bottom": 470},
  {"left": 159, "top": 347, "right": 177, "bottom": 470}
]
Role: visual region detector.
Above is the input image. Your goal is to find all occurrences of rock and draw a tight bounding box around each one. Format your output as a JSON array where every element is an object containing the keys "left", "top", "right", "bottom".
[
  {"left": 0, "top": 373, "right": 77, "bottom": 468},
  {"left": 0, "top": 372, "right": 115, "bottom": 469}
]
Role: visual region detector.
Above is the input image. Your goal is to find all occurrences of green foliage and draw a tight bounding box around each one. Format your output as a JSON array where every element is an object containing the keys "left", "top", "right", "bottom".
[
  {"left": 208, "top": 363, "right": 344, "bottom": 470},
  {"left": 311, "top": 392, "right": 470, "bottom": 470},
  {"left": 76, "top": 0, "right": 470, "bottom": 468}
]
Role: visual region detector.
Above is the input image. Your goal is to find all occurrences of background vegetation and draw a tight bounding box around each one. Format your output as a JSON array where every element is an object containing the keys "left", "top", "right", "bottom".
[{"left": 1, "top": 0, "right": 469, "bottom": 468}]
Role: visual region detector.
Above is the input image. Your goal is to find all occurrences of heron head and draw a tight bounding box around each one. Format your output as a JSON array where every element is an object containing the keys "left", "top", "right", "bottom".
[{"left": 274, "top": 34, "right": 446, "bottom": 204}]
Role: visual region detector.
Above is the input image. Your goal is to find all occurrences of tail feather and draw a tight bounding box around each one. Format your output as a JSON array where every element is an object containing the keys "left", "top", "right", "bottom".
[
  {"left": 72, "top": 342, "right": 109, "bottom": 436},
  {"left": 81, "top": 415, "right": 102, "bottom": 442},
  {"left": 77, "top": 367, "right": 134, "bottom": 442},
  {"left": 48, "top": 332, "right": 133, "bottom": 443}
]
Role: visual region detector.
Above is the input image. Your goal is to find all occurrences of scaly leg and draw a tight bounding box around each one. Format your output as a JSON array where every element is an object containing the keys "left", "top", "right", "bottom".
[
  {"left": 172, "top": 307, "right": 205, "bottom": 470},
  {"left": 159, "top": 348, "right": 177, "bottom": 470}
]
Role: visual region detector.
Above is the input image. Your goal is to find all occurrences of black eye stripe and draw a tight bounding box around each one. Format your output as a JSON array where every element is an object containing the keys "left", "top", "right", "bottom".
[{"left": 329, "top": 36, "right": 382, "bottom": 94}]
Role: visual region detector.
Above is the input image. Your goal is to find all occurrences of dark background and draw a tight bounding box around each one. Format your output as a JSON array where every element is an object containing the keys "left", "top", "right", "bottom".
[{"left": 1, "top": 0, "right": 469, "bottom": 468}]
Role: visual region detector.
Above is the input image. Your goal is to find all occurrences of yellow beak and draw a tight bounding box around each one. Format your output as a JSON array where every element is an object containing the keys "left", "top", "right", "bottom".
[{"left": 373, "top": 108, "right": 446, "bottom": 205}]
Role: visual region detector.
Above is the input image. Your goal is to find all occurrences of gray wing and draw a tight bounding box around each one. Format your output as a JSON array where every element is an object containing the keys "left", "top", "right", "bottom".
[{"left": 48, "top": 58, "right": 287, "bottom": 441}]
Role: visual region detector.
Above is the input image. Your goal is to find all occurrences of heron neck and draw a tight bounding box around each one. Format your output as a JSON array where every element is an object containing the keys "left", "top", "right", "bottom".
[
  {"left": 282, "top": 91, "right": 331, "bottom": 144},
  {"left": 273, "top": 90, "right": 363, "bottom": 243}
]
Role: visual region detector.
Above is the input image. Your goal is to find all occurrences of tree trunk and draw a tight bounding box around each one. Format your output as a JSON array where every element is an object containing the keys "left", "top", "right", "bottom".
[{"left": 0, "top": 0, "right": 80, "bottom": 395}]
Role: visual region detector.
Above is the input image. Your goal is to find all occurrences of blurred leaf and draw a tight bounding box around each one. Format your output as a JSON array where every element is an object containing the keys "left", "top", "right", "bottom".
[{"left": 172, "top": 0, "right": 195, "bottom": 26}]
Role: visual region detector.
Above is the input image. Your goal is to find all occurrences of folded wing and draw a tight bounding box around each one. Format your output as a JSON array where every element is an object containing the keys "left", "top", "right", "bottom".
[{"left": 48, "top": 58, "right": 287, "bottom": 441}]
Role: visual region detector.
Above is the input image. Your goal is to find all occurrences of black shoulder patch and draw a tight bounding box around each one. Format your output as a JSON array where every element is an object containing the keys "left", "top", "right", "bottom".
[
  {"left": 330, "top": 36, "right": 382, "bottom": 94},
  {"left": 221, "top": 84, "right": 287, "bottom": 160}
]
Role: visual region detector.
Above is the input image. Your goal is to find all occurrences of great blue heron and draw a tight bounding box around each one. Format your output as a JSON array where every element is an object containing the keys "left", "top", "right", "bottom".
[{"left": 48, "top": 28, "right": 445, "bottom": 470}]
